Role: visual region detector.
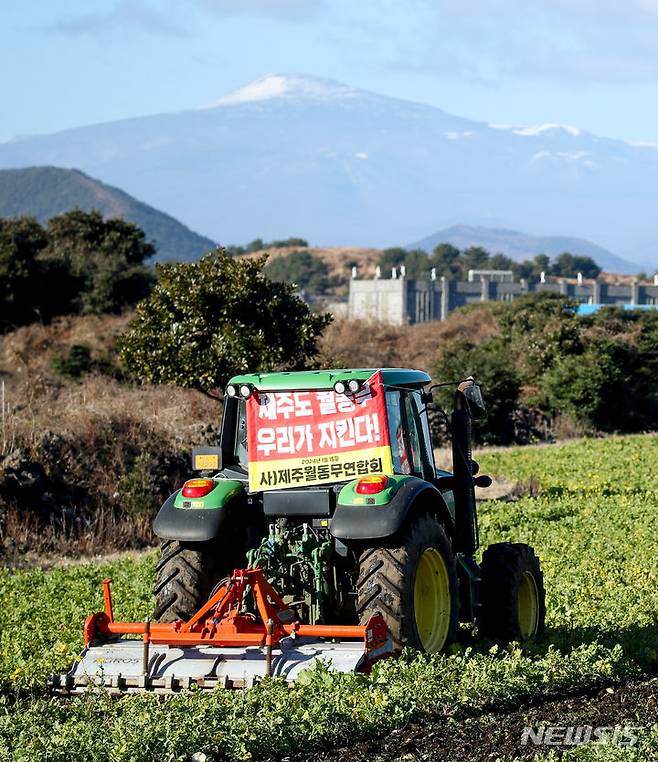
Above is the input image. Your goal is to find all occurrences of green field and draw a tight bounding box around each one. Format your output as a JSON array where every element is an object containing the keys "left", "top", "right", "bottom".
[{"left": 0, "top": 435, "right": 656, "bottom": 761}]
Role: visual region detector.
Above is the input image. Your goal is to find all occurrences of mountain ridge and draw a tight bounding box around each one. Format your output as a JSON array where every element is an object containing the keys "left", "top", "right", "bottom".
[
  {"left": 1, "top": 74, "right": 656, "bottom": 269},
  {"left": 0, "top": 166, "right": 216, "bottom": 262},
  {"left": 408, "top": 225, "right": 639, "bottom": 274}
]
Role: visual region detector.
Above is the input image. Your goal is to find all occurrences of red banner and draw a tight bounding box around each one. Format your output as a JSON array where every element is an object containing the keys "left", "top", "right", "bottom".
[{"left": 246, "top": 371, "right": 394, "bottom": 491}]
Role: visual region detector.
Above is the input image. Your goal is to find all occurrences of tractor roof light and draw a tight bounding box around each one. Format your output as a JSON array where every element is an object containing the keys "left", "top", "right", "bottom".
[
  {"left": 347, "top": 379, "right": 362, "bottom": 394},
  {"left": 355, "top": 475, "right": 389, "bottom": 495},
  {"left": 182, "top": 478, "right": 215, "bottom": 498},
  {"left": 239, "top": 383, "right": 255, "bottom": 399},
  {"left": 334, "top": 378, "right": 363, "bottom": 395},
  {"left": 226, "top": 382, "right": 257, "bottom": 399}
]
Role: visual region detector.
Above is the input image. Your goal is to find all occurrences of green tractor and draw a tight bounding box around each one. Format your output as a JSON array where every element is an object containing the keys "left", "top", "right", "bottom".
[
  {"left": 52, "top": 368, "right": 545, "bottom": 694},
  {"left": 153, "top": 369, "right": 545, "bottom": 653}
]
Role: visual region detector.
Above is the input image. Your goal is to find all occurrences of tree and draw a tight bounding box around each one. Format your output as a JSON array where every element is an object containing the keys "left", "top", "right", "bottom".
[
  {"left": 379, "top": 248, "right": 433, "bottom": 278},
  {"left": 533, "top": 254, "right": 551, "bottom": 275},
  {"left": 0, "top": 216, "right": 74, "bottom": 327},
  {"left": 119, "top": 250, "right": 332, "bottom": 398},
  {"left": 269, "top": 237, "right": 308, "bottom": 249},
  {"left": 0, "top": 217, "right": 48, "bottom": 327},
  {"left": 429, "top": 243, "right": 461, "bottom": 278},
  {"left": 513, "top": 254, "right": 551, "bottom": 281},
  {"left": 265, "top": 250, "right": 332, "bottom": 294},
  {"left": 377, "top": 247, "right": 408, "bottom": 274},
  {"left": 225, "top": 237, "right": 308, "bottom": 256},
  {"left": 402, "top": 249, "right": 433, "bottom": 278},
  {"left": 488, "top": 253, "right": 516, "bottom": 272},
  {"left": 550, "top": 252, "right": 601, "bottom": 279},
  {"left": 45, "top": 209, "right": 155, "bottom": 314},
  {"left": 461, "top": 246, "right": 490, "bottom": 274}
]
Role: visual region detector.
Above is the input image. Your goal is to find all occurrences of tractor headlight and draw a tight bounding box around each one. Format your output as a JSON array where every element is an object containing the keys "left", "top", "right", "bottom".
[{"left": 225, "top": 384, "right": 238, "bottom": 398}]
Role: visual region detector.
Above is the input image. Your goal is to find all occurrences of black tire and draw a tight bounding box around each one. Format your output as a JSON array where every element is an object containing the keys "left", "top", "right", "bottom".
[
  {"left": 356, "top": 514, "right": 458, "bottom": 653},
  {"left": 478, "top": 542, "right": 546, "bottom": 642},
  {"left": 153, "top": 539, "right": 228, "bottom": 622}
]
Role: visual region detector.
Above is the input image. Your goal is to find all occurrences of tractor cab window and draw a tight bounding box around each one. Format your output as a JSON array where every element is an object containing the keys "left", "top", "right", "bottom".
[
  {"left": 234, "top": 399, "right": 248, "bottom": 468},
  {"left": 411, "top": 390, "right": 436, "bottom": 478},
  {"left": 386, "top": 391, "right": 412, "bottom": 474},
  {"left": 403, "top": 394, "right": 424, "bottom": 476}
]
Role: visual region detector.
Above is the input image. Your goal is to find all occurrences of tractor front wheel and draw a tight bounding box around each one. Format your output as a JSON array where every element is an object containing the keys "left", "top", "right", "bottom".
[
  {"left": 478, "top": 542, "right": 546, "bottom": 642},
  {"left": 356, "top": 514, "right": 458, "bottom": 653}
]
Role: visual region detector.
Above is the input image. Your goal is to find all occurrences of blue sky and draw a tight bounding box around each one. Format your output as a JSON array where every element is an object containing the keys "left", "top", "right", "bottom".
[{"left": 4, "top": 0, "right": 658, "bottom": 143}]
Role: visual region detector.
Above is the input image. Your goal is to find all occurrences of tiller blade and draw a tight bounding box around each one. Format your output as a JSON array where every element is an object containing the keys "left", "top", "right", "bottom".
[{"left": 49, "top": 568, "right": 392, "bottom": 695}]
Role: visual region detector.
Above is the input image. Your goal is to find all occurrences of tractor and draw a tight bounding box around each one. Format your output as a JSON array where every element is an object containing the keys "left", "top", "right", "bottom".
[{"left": 51, "top": 369, "right": 545, "bottom": 694}]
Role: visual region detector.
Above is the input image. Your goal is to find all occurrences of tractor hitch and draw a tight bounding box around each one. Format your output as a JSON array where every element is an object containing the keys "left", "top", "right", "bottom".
[{"left": 50, "top": 568, "right": 392, "bottom": 695}]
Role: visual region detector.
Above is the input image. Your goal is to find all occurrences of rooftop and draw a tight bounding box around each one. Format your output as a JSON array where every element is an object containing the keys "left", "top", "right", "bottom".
[{"left": 227, "top": 368, "right": 431, "bottom": 391}]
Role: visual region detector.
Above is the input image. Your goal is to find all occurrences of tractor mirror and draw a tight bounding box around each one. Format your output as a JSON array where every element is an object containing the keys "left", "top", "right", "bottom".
[
  {"left": 463, "top": 384, "right": 487, "bottom": 420},
  {"left": 192, "top": 446, "right": 222, "bottom": 472}
]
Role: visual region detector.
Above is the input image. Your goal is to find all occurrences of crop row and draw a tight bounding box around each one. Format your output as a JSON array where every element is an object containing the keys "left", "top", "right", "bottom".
[{"left": 0, "top": 434, "right": 656, "bottom": 761}]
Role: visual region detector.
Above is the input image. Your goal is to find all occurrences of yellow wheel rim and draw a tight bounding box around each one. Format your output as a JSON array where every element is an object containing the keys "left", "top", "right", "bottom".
[
  {"left": 413, "top": 547, "right": 451, "bottom": 653},
  {"left": 517, "top": 571, "right": 539, "bottom": 639}
]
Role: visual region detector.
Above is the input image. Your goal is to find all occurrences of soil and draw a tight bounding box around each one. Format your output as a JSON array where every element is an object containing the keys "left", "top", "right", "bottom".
[
  {"left": 6, "top": 546, "right": 155, "bottom": 570},
  {"left": 275, "top": 677, "right": 658, "bottom": 762}
]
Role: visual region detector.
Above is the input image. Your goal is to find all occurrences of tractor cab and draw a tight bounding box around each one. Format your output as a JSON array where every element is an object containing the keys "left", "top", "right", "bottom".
[{"left": 218, "top": 368, "right": 436, "bottom": 483}]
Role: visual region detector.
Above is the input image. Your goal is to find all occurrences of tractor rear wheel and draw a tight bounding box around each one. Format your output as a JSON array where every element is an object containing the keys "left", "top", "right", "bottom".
[
  {"left": 478, "top": 542, "right": 546, "bottom": 642},
  {"left": 153, "top": 539, "right": 227, "bottom": 622},
  {"left": 356, "top": 514, "right": 458, "bottom": 653}
]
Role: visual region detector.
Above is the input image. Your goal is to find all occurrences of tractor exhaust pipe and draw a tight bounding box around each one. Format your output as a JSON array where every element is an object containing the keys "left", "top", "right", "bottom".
[{"left": 451, "top": 380, "right": 479, "bottom": 556}]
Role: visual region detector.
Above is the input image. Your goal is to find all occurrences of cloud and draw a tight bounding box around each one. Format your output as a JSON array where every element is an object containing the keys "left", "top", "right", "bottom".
[
  {"left": 199, "top": 0, "right": 326, "bottom": 20},
  {"left": 47, "top": 1, "right": 184, "bottom": 38},
  {"left": 388, "top": 0, "right": 658, "bottom": 83}
]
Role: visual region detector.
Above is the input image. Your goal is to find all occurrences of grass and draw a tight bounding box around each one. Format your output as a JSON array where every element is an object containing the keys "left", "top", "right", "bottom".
[
  {"left": 0, "top": 315, "right": 219, "bottom": 556},
  {"left": 0, "top": 434, "right": 656, "bottom": 760}
]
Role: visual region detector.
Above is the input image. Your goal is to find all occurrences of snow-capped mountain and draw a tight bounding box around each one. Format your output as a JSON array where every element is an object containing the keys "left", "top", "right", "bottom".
[
  {"left": 1, "top": 74, "right": 656, "bottom": 270},
  {"left": 200, "top": 74, "right": 361, "bottom": 108}
]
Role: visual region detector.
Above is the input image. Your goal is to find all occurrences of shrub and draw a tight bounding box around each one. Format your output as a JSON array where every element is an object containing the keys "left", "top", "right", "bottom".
[
  {"left": 431, "top": 295, "right": 658, "bottom": 441},
  {"left": 541, "top": 341, "right": 628, "bottom": 430},
  {"left": 497, "top": 293, "right": 582, "bottom": 384},
  {"left": 51, "top": 344, "right": 95, "bottom": 380},
  {"left": 119, "top": 250, "right": 332, "bottom": 398},
  {"left": 432, "top": 336, "right": 521, "bottom": 444}
]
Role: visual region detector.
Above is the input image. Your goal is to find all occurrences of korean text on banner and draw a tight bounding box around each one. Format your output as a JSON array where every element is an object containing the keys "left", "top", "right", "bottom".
[{"left": 246, "top": 371, "right": 394, "bottom": 491}]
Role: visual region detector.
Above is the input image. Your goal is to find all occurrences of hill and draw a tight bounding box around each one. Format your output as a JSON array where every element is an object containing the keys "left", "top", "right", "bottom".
[
  {"left": 408, "top": 224, "right": 638, "bottom": 274},
  {"left": 0, "top": 166, "right": 216, "bottom": 262},
  {"left": 1, "top": 74, "right": 658, "bottom": 269},
  {"left": 244, "top": 245, "right": 381, "bottom": 294}
]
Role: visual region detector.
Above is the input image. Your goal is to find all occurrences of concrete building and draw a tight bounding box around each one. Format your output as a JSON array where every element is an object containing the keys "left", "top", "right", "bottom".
[{"left": 348, "top": 274, "right": 658, "bottom": 325}]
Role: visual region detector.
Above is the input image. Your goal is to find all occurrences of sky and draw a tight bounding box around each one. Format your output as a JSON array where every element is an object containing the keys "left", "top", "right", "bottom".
[{"left": 4, "top": 0, "right": 658, "bottom": 144}]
